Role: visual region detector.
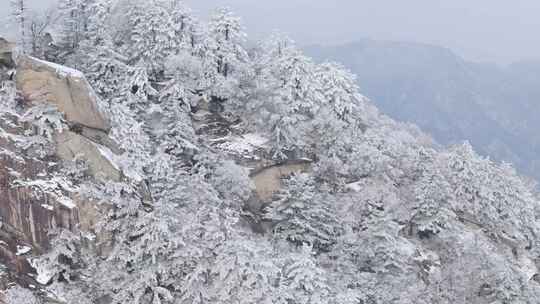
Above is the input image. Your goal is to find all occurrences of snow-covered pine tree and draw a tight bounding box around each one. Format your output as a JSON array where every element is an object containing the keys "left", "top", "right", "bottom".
[
  {"left": 315, "top": 62, "right": 361, "bottom": 122},
  {"left": 26, "top": 7, "right": 57, "bottom": 58},
  {"left": 168, "top": 0, "right": 199, "bottom": 50},
  {"left": 274, "top": 244, "right": 331, "bottom": 304},
  {"left": 124, "top": 0, "right": 177, "bottom": 78},
  {"left": 207, "top": 7, "right": 247, "bottom": 79},
  {"left": 265, "top": 173, "right": 342, "bottom": 252},
  {"left": 200, "top": 7, "right": 249, "bottom": 101},
  {"left": 6, "top": 2, "right": 540, "bottom": 303},
  {"left": 4, "top": 285, "right": 40, "bottom": 304},
  {"left": 57, "top": 0, "right": 93, "bottom": 52},
  {"left": 253, "top": 35, "right": 324, "bottom": 158},
  {"left": 209, "top": 236, "right": 279, "bottom": 304},
  {"left": 86, "top": 0, "right": 114, "bottom": 45},
  {"left": 10, "top": 0, "right": 28, "bottom": 52}
]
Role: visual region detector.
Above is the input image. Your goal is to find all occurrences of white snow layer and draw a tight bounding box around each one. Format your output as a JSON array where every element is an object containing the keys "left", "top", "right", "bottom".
[
  {"left": 16, "top": 245, "right": 31, "bottom": 256},
  {"left": 96, "top": 142, "right": 142, "bottom": 182},
  {"left": 31, "top": 56, "right": 85, "bottom": 78},
  {"left": 217, "top": 133, "right": 268, "bottom": 155}
]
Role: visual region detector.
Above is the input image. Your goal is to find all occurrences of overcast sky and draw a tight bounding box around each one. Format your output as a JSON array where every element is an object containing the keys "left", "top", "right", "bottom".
[{"left": 2, "top": 0, "right": 539, "bottom": 64}]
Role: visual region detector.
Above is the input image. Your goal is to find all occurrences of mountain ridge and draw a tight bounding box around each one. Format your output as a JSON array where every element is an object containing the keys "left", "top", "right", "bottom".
[
  {"left": 305, "top": 39, "right": 540, "bottom": 181},
  {"left": 2, "top": 1, "right": 540, "bottom": 303}
]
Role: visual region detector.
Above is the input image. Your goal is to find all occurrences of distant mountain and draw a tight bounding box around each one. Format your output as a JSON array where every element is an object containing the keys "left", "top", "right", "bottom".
[
  {"left": 6, "top": 2, "right": 540, "bottom": 302},
  {"left": 305, "top": 39, "right": 540, "bottom": 180}
]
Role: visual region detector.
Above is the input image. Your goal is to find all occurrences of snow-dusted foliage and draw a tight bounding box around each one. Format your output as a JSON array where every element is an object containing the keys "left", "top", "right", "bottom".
[
  {"left": 255, "top": 37, "right": 324, "bottom": 158},
  {"left": 265, "top": 174, "right": 342, "bottom": 253},
  {"left": 4, "top": 285, "right": 41, "bottom": 304},
  {"left": 30, "top": 230, "right": 81, "bottom": 285},
  {"left": 0, "top": 79, "right": 17, "bottom": 111},
  {"left": 21, "top": 104, "right": 66, "bottom": 139},
  {"left": 203, "top": 7, "right": 248, "bottom": 99},
  {"left": 315, "top": 62, "right": 360, "bottom": 122},
  {"left": 4, "top": 1, "right": 540, "bottom": 303},
  {"left": 10, "top": 0, "right": 28, "bottom": 52},
  {"left": 56, "top": 0, "right": 92, "bottom": 51},
  {"left": 124, "top": 1, "right": 177, "bottom": 75}
]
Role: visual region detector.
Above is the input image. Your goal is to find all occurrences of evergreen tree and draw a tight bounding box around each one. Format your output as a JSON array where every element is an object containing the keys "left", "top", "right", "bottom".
[
  {"left": 207, "top": 7, "right": 247, "bottom": 79},
  {"left": 57, "top": 0, "right": 93, "bottom": 52},
  {"left": 10, "top": 0, "right": 28, "bottom": 52},
  {"left": 265, "top": 174, "right": 342, "bottom": 252},
  {"left": 125, "top": 1, "right": 177, "bottom": 77},
  {"left": 6, "top": 2, "right": 540, "bottom": 303},
  {"left": 275, "top": 245, "right": 331, "bottom": 304},
  {"left": 315, "top": 62, "right": 361, "bottom": 122},
  {"left": 255, "top": 35, "right": 324, "bottom": 158}
]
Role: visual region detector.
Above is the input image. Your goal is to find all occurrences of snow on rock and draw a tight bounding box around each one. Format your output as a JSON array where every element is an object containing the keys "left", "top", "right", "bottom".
[
  {"left": 15, "top": 245, "right": 31, "bottom": 256},
  {"left": 55, "top": 131, "right": 122, "bottom": 181},
  {"left": 41, "top": 204, "right": 54, "bottom": 211},
  {"left": 30, "top": 259, "right": 55, "bottom": 285},
  {"left": 250, "top": 160, "right": 312, "bottom": 202},
  {"left": 13, "top": 176, "right": 76, "bottom": 210},
  {"left": 97, "top": 142, "right": 145, "bottom": 182},
  {"left": 518, "top": 254, "right": 538, "bottom": 281},
  {"left": 29, "top": 57, "right": 84, "bottom": 78},
  {"left": 96, "top": 144, "right": 122, "bottom": 173},
  {"left": 16, "top": 55, "right": 111, "bottom": 131},
  {"left": 345, "top": 181, "right": 363, "bottom": 192},
  {"left": 56, "top": 196, "right": 76, "bottom": 209},
  {"left": 216, "top": 133, "right": 268, "bottom": 157}
]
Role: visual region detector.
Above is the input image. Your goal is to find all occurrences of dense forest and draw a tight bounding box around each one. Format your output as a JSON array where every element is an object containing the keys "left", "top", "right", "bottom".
[{"left": 2, "top": 1, "right": 540, "bottom": 303}]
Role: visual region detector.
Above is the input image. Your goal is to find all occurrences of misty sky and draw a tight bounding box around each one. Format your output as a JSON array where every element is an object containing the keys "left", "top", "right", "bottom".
[{"left": 2, "top": 0, "right": 540, "bottom": 64}]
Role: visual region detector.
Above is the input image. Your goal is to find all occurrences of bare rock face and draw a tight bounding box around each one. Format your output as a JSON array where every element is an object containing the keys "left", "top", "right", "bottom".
[
  {"left": 74, "top": 193, "right": 114, "bottom": 257},
  {"left": 207, "top": 130, "right": 312, "bottom": 206},
  {"left": 0, "top": 38, "right": 15, "bottom": 69},
  {"left": 13, "top": 56, "right": 122, "bottom": 179},
  {"left": 14, "top": 54, "right": 123, "bottom": 177},
  {"left": 76, "top": 125, "right": 123, "bottom": 155},
  {"left": 55, "top": 131, "right": 122, "bottom": 182},
  {"left": 250, "top": 160, "right": 312, "bottom": 202},
  {"left": 0, "top": 56, "right": 121, "bottom": 286},
  {"left": 15, "top": 55, "right": 111, "bottom": 132},
  {"left": 0, "top": 113, "right": 78, "bottom": 283},
  {"left": 0, "top": 112, "right": 113, "bottom": 285}
]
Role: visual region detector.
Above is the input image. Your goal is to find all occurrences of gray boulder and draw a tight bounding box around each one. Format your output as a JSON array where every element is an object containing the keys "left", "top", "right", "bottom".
[
  {"left": 55, "top": 131, "right": 122, "bottom": 182},
  {"left": 16, "top": 55, "right": 111, "bottom": 132}
]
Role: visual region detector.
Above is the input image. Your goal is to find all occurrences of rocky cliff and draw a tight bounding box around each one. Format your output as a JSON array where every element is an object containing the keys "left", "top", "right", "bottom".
[
  {"left": 305, "top": 40, "right": 540, "bottom": 180},
  {"left": 0, "top": 41, "right": 122, "bottom": 289},
  {"left": 3, "top": 2, "right": 540, "bottom": 301},
  {"left": 0, "top": 40, "right": 307, "bottom": 294}
]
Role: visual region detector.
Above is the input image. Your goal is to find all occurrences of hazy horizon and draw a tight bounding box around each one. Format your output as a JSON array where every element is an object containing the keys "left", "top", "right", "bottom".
[
  {"left": 2, "top": 0, "right": 540, "bottom": 64},
  {"left": 2, "top": 1, "right": 540, "bottom": 302}
]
